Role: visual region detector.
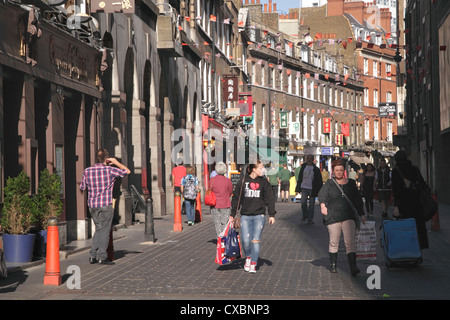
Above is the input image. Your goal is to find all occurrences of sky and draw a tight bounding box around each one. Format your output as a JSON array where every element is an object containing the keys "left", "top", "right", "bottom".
[{"left": 269, "top": 0, "right": 300, "bottom": 15}]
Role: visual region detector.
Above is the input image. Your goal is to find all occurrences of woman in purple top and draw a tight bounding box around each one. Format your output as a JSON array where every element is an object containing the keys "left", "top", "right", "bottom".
[{"left": 210, "top": 162, "right": 233, "bottom": 236}]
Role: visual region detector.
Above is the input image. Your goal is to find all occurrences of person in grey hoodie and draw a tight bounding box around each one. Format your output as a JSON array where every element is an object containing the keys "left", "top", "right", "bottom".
[{"left": 230, "top": 160, "right": 276, "bottom": 273}]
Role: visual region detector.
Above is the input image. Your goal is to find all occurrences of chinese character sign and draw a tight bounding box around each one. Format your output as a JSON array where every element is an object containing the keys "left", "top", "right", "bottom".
[
  {"left": 335, "top": 134, "right": 343, "bottom": 146},
  {"left": 280, "top": 111, "right": 288, "bottom": 129},
  {"left": 323, "top": 118, "right": 331, "bottom": 133},
  {"left": 222, "top": 75, "right": 238, "bottom": 102}
]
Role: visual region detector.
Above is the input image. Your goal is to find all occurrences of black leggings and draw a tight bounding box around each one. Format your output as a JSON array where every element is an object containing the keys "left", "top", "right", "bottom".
[{"left": 364, "top": 191, "right": 374, "bottom": 213}]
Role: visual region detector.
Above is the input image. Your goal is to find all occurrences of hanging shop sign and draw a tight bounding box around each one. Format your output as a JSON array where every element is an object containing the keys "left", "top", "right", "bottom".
[
  {"left": 222, "top": 75, "right": 239, "bottom": 102},
  {"left": 323, "top": 117, "right": 331, "bottom": 133},
  {"left": 238, "top": 92, "right": 252, "bottom": 117},
  {"left": 378, "top": 102, "right": 397, "bottom": 117}
]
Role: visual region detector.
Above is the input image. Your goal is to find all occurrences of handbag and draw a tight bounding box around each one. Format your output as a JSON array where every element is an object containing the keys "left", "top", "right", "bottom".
[
  {"left": 225, "top": 225, "right": 241, "bottom": 258},
  {"left": 396, "top": 167, "right": 437, "bottom": 221},
  {"left": 331, "top": 178, "right": 361, "bottom": 231},
  {"left": 233, "top": 176, "right": 245, "bottom": 229},
  {"left": 204, "top": 189, "right": 216, "bottom": 206}
]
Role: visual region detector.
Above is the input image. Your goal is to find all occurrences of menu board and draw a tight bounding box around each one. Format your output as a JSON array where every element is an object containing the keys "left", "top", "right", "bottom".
[{"left": 229, "top": 171, "right": 242, "bottom": 195}]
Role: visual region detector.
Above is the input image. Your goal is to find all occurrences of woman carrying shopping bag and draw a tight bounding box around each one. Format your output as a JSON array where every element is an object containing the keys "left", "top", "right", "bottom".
[
  {"left": 318, "top": 159, "right": 366, "bottom": 276},
  {"left": 210, "top": 162, "right": 233, "bottom": 237},
  {"left": 229, "top": 160, "right": 276, "bottom": 273}
]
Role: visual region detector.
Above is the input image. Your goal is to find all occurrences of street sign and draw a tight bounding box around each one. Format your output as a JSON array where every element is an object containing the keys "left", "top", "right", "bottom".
[{"left": 321, "top": 147, "right": 333, "bottom": 155}]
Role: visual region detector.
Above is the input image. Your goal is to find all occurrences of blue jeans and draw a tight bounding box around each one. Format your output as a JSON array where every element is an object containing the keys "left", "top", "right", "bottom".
[
  {"left": 301, "top": 188, "right": 315, "bottom": 222},
  {"left": 240, "top": 214, "right": 266, "bottom": 263},
  {"left": 184, "top": 199, "right": 196, "bottom": 222}
]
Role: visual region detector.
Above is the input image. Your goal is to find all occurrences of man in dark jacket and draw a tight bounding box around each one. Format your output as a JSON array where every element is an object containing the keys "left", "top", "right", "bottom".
[{"left": 295, "top": 154, "right": 323, "bottom": 224}]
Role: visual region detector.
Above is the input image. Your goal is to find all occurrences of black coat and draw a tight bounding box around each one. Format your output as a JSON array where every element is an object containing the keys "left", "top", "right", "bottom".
[
  {"left": 392, "top": 160, "right": 429, "bottom": 249},
  {"left": 318, "top": 179, "right": 364, "bottom": 225},
  {"left": 295, "top": 163, "right": 323, "bottom": 197}
]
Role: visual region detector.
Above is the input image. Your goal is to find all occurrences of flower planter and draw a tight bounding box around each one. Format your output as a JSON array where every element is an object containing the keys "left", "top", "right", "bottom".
[{"left": 3, "top": 233, "right": 36, "bottom": 263}]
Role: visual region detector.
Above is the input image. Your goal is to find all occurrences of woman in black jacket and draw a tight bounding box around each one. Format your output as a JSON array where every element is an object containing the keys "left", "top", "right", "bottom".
[
  {"left": 318, "top": 159, "right": 366, "bottom": 276},
  {"left": 230, "top": 160, "right": 276, "bottom": 274},
  {"left": 392, "top": 150, "right": 428, "bottom": 249}
]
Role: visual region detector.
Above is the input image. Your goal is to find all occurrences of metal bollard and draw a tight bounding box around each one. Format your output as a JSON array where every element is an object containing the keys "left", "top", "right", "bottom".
[
  {"left": 145, "top": 197, "right": 156, "bottom": 242},
  {"left": 174, "top": 191, "right": 182, "bottom": 232}
]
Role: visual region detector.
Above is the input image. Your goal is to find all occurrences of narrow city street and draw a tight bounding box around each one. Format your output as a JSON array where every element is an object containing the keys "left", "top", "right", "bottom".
[{"left": 2, "top": 200, "right": 450, "bottom": 305}]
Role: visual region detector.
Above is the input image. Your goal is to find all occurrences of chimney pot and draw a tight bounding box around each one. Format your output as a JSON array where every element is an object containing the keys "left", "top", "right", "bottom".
[
  {"left": 264, "top": 3, "right": 267, "bottom": 12},
  {"left": 273, "top": 3, "right": 277, "bottom": 12},
  {"left": 269, "top": 0, "right": 272, "bottom": 13}
]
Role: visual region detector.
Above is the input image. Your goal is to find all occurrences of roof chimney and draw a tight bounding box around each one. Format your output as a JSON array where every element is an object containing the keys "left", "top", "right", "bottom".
[{"left": 269, "top": 0, "right": 272, "bottom": 13}]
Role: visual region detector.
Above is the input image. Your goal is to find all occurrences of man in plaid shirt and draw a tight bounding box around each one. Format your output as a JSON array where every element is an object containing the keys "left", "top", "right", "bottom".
[{"left": 80, "top": 149, "right": 130, "bottom": 265}]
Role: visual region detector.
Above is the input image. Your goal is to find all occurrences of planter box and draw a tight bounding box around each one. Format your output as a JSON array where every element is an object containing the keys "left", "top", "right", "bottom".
[{"left": 3, "top": 233, "right": 36, "bottom": 263}]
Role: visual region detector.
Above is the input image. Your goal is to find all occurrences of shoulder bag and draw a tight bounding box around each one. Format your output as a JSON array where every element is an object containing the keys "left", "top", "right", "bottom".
[
  {"left": 395, "top": 167, "right": 437, "bottom": 221},
  {"left": 233, "top": 176, "right": 246, "bottom": 229},
  {"left": 204, "top": 180, "right": 216, "bottom": 207},
  {"left": 331, "top": 178, "right": 361, "bottom": 231}
]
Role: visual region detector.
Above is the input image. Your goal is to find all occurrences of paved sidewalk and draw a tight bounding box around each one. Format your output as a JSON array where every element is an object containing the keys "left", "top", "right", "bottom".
[{"left": 1, "top": 200, "right": 450, "bottom": 301}]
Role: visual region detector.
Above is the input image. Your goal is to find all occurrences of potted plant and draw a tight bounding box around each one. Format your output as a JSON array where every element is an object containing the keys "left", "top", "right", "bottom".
[
  {"left": 33, "top": 169, "right": 63, "bottom": 257},
  {"left": 0, "top": 171, "right": 38, "bottom": 263}
]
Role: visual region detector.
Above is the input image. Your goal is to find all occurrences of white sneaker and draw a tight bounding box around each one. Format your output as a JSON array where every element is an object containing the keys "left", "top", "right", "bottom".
[
  {"left": 244, "top": 258, "right": 251, "bottom": 272},
  {"left": 249, "top": 262, "right": 257, "bottom": 273}
]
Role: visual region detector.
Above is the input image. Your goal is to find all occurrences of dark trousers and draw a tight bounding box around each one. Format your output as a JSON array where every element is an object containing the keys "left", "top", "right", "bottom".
[{"left": 89, "top": 205, "right": 114, "bottom": 260}]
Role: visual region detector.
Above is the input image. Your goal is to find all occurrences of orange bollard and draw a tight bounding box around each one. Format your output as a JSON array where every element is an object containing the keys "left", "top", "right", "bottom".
[
  {"left": 44, "top": 217, "right": 61, "bottom": 286},
  {"left": 195, "top": 190, "right": 202, "bottom": 223},
  {"left": 431, "top": 193, "right": 440, "bottom": 231},
  {"left": 174, "top": 191, "right": 183, "bottom": 232}
]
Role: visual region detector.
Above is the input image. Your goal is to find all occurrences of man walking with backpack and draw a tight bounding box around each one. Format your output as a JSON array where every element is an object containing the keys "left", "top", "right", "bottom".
[{"left": 181, "top": 166, "right": 199, "bottom": 225}]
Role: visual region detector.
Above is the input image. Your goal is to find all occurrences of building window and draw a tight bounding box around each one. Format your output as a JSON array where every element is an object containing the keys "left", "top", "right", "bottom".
[
  {"left": 365, "top": 119, "right": 370, "bottom": 140},
  {"left": 364, "top": 58, "right": 369, "bottom": 75},
  {"left": 288, "top": 72, "right": 292, "bottom": 94},
  {"left": 386, "top": 91, "right": 392, "bottom": 103},
  {"left": 364, "top": 88, "right": 369, "bottom": 106},
  {"left": 373, "top": 60, "right": 378, "bottom": 77},
  {"left": 252, "top": 61, "right": 256, "bottom": 84},
  {"left": 374, "top": 120, "right": 379, "bottom": 140},
  {"left": 373, "top": 89, "right": 378, "bottom": 107},
  {"left": 387, "top": 121, "right": 393, "bottom": 142},
  {"left": 261, "top": 64, "right": 265, "bottom": 87},
  {"left": 386, "top": 63, "right": 391, "bottom": 79}
]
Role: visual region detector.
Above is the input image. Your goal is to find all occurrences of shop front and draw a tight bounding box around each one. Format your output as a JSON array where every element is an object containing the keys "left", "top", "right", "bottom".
[{"left": 0, "top": 1, "right": 102, "bottom": 242}]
